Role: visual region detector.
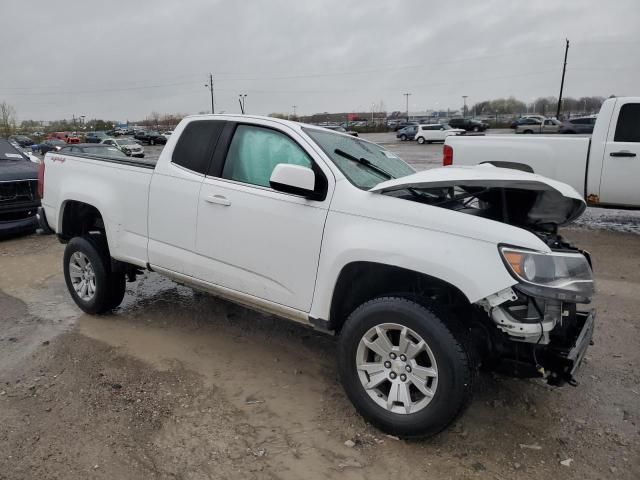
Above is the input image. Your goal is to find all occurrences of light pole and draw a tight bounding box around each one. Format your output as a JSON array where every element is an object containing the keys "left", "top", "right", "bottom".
[
  {"left": 238, "top": 94, "right": 247, "bottom": 114},
  {"left": 462, "top": 96, "right": 468, "bottom": 118},
  {"left": 403, "top": 93, "right": 411, "bottom": 122},
  {"left": 292, "top": 105, "right": 297, "bottom": 118}
]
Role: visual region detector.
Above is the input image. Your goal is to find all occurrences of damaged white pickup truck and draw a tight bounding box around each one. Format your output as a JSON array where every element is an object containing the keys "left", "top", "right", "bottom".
[{"left": 37, "top": 115, "right": 595, "bottom": 438}]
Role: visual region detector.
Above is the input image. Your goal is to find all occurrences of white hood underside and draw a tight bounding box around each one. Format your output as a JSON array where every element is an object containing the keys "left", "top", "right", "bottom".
[{"left": 370, "top": 164, "right": 586, "bottom": 226}]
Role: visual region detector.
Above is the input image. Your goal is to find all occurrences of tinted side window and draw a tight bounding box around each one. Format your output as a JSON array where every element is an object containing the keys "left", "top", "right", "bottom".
[
  {"left": 614, "top": 104, "right": 640, "bottom": 142},
  {"left": 172, "top": 120, "right": 225, "bottom": 174},
  {"left": 222, "top": 125, "right": 312, "bottom": 188}
]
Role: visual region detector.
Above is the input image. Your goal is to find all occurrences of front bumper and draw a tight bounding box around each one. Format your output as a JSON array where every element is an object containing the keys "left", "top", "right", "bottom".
[{"left": 0, "top": 211, "right": 38, "bottom": 236}]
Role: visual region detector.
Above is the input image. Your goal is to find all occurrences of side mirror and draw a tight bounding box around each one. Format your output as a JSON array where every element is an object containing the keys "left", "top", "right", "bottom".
[{"left": 269, "top": 163, "right": 316, "bottom": 198}]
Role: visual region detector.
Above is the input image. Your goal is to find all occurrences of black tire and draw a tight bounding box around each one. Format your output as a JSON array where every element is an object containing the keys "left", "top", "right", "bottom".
[
  {"left": 523, "top": 129, "right": 534, "bottom": 134},
  {"left": 63, "top": 235, "right": 126, "bottom": 314},
  {"left": 338, "top": 297, "right": 475, "bottom": 439},
  {"left": 400, "top": 134, "right": 407, "bottom": 141},
  {"left": 417, "top": 137, "right": 425, "bottom": 144},
  {"left": 473, "top": 126, "right": 480, "bottom": 132}
]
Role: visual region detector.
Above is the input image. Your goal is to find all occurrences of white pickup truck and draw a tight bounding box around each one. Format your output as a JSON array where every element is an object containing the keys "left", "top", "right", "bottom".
[
  {"left": 38, "top": 115, "right": 595, "bottom": 438},
  {"left": 444, "top": 96, "right": 640, "bottom": 209}
]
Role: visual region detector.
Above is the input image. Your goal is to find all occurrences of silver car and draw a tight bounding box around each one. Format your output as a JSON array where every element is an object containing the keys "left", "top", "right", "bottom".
[
  {"left": 101, "top": 137, "right": 145, "bottom": 157},
  {"left": 516, "top": 118, "right": 562, "bottom": 134}
]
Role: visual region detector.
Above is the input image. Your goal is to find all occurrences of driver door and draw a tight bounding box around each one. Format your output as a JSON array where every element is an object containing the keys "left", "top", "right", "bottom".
[{"left": 192, "top": 123, "right": 333, "bottom": 311}]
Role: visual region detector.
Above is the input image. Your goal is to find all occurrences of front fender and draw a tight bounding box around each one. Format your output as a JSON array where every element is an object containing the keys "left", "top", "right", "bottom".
[{"left": 309, "top": 210, "right": 519, "bottom": 321}]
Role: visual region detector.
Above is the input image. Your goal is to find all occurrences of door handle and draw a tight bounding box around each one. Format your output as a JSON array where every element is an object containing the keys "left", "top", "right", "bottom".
[
  {"left": 610, "top": 151, "right": 636, "bottom": 158},
  {"left": 205, "top": 194, "right": 231, "bottom": 206}
]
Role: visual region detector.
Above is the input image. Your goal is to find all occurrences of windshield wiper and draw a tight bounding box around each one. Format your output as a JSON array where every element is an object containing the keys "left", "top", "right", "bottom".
[{"left": 334, "top": 148, "right": 393, "bottom": 180}]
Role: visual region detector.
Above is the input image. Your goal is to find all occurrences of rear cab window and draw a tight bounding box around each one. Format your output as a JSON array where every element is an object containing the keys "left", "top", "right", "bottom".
[
  {"left": 171, "top": 120, "right": 225, "bottom": 174},
  {"left": 614, "top": 103, "right": 640, "bottom": 142}
]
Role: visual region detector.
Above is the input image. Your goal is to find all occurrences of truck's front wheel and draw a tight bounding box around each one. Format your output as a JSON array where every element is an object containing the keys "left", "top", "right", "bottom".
[
  {"left": 338, "top": 297, "right": 475, "bottom": 438},
  {"left": 63, "top": 236, "right": 126, "bottom": 314}
]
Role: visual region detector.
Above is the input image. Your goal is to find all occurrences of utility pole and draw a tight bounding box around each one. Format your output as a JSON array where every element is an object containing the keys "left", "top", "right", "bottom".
[
  {"left": 239, "top": 94, "right": 247, "bottom": 114},
  {"left": 205, "top": 73, "right": 215, "bottom": 114},
  {"left": 556, "top": 39, "right": 569, "bottom": 119},
  {"left": 462, "top": 96, "right": 468, "bottom": 118},
  {"left": 292, "top": 105, "right": 297, "bottom": 118},
  {"left": 403, "top": 93, "right": 411, "bottom": 122}
]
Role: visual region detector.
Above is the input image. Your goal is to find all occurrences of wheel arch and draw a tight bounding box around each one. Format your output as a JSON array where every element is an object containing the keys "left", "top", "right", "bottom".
[
  {"left": 58, "top": 199, "right": 108, "bottom": 242},
  {"left": 327, "top": 261, "right": 471, "bottom": 333}
]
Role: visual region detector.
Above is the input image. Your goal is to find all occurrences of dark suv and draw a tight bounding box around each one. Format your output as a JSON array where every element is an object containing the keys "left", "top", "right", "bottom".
[
  {"left": 559, "top": 116, "right": 597, "bottom": 134},
  {"left": 448, "top": 118, "right": 488, "bottom": 132}
]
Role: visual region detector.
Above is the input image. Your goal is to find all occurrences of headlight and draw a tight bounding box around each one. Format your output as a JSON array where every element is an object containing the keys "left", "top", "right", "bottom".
[{"left": 500, "top": 246, "right": 594, "bottom": 303}]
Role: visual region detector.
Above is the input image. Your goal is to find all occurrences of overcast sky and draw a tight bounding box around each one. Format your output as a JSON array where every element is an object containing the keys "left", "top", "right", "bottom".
[{"left": 2, "top": 0, "right": 639, "bottom": 122}]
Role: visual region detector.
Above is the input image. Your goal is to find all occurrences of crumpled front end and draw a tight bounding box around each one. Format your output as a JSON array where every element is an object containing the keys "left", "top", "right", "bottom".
[{"left": 478, "top": 245, "right": 595, "bottom": 386}]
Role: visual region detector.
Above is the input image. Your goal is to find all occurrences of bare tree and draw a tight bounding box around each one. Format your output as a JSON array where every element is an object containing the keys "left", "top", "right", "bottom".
[
  {"left": 150, "top": 111, "right": 161, "bottom": 129},
  {"left": 0, "top": 101, "right": 17, "bottom": 137}
]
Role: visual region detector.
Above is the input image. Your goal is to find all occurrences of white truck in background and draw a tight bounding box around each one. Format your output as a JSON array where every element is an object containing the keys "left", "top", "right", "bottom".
[{"left": 444, "top": 97, "right": 640, "bottom": 209}]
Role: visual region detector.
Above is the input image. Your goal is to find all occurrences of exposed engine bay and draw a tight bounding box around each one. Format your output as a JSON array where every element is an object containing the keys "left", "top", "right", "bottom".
[
  {"left": 372, "top": 170, "right": 595, "bottom": 387},
  {"left": 383, "top": 183, "right": 584, "bottom": 235}
]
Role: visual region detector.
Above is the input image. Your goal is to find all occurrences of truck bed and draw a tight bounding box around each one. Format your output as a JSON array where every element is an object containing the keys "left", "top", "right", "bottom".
[
  {"left": 446, "top": 135, "right": 591, "bottom": 196},
  {"left": 42, "top": 151, "right": 154, "bottom": 265}
]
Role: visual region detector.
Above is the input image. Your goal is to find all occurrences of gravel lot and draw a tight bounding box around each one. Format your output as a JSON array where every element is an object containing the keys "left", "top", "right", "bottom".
[{"left": 1, "top": 134, "right": 638, "bottom": 479}]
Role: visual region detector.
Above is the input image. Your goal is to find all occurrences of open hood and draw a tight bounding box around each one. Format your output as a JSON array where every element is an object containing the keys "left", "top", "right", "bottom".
[{"left": 370, "top": 164, "right": 586, "bottom": 227}]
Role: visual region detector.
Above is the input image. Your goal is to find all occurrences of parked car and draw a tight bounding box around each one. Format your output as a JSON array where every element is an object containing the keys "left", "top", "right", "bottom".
[
  {"left": 323, "top": 125, "right": 358, "bottom": 137},
  {"left": 101, "top": 137, "right": 145, "bottom": 157},
  {"left": 394, "top": 121, "right": 418, "bottom": 132},
  {"left": 396, "top": 125, "right": 418, "bottom": 141},
  {"left": 134, "top": 130, "right": 167, "bottom": 145},
  {"left": 9, "top": 135, "right": 35, "bottom": 147},
  {"left": 415, "top": 124, "right": 465, "bottom": 144},
  {"left": 47, "top": 132, "right": 81, "bottom": 143},
  {"left": 39, "top": 114, "right": 595, "bottom": 439},
  {"left": 448, "top": 118, "right": 488, "bottom": 132},
  {"left": 0, "top": 138, "right": 40, "bottom": 236},
  {"left": 559, "top": 116, "right": 597, "bottom": 134},
  {"left": 515, "top": 118, "right": 561, "bottom": 134},
  {"left": 38, "top": 139, "right": 66, "bottom": 155},
  {"left": 444, "top": 96, "right": 640, "bottom": 209},
  {"left": 509, "top": 115, "right": 546, "bottom": 129},
  {"left": 57, "top": 143, "right": 129, "bottom": 159},
  {"left": 85, "top": 131, "right": 109, "bottom": 143}
]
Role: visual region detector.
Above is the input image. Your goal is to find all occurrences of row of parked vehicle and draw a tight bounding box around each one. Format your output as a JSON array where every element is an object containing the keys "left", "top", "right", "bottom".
[
  {"left": 510, "top": 115, "right": 597, "bottom": 134},
  {"left": 25, "top": 129, "right": 173, "bottom": 157}
]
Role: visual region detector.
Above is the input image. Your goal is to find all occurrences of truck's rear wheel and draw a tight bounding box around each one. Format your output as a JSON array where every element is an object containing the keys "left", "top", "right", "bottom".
[
  {"left": 338, "top": 297, "right": 475, "bottom": 438},
  {"left": 63, "top": 236, "right": 126, "bottom": 314}
]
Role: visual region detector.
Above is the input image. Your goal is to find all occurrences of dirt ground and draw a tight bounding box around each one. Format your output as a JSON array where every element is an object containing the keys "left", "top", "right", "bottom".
[{"left": 0, "top": 228, "right": 638, "bottom": 480}]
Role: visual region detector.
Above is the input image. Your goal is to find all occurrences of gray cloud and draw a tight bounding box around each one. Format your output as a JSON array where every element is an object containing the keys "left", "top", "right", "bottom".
[{"left": 2, "top": 0, "right": 638, "bottom": 121}]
